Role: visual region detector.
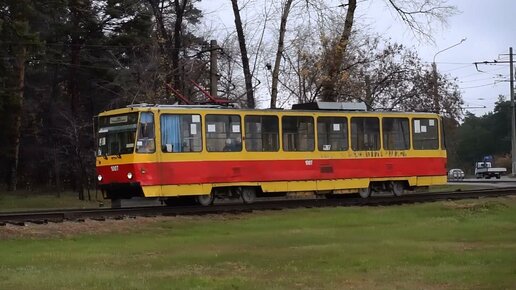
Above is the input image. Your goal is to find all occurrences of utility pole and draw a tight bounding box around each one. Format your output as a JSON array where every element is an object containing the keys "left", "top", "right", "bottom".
[
  {"left": 209, "top": 40, "right": 218, "bottom": 98},
  {"left": 474, "top": 47, "right": 515, "bottom": 175},
  {"left": 510, "top": 47, "right": 515, "bottom": 175},
  {"left": 432, "top": 62, "right": 439, "bottom": 113}
]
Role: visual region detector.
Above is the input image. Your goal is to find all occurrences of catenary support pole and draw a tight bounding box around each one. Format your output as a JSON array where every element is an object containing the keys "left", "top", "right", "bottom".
[{"left": 510, "top": 47, "right": 515, "bottom": 175}]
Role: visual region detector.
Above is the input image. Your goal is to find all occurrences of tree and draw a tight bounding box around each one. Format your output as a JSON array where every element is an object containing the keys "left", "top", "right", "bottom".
[
  {"left": 352, "top": 41, "right": 463, "bottom": 120},
  {"left": 0, "top": 0, "right": 160, "bottom": 194},
  {"left": 320, "top": 0, "right": 356, "bottom": 101},
  {"left": 280, "top": 33, "right": 463, "bottom": 120},
  {"left": 320, "top": 0, "right": 457, "bottom": 102},
  {"left": 148, "top": 0, "right": 204, "bottom": 102},
  {"left": 230, "top": 0, "right": 255, "bottom": 108},
  {"left": 99, "top": 0, "right": 158, "bottom": 105},
  {"left": 269, "top": 0, "right": 295, "bottom": 109},
  {"left": 0, "top": 0, "right": 37, "bottom": 191},
  {"left": 454, "top": 97, "right": 511, "bottom": 172}
]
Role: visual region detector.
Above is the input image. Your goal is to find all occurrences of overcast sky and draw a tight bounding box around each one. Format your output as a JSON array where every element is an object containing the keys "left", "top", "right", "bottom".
[{"left": 199, "top": 0, "right": 515, "bottom": 116}]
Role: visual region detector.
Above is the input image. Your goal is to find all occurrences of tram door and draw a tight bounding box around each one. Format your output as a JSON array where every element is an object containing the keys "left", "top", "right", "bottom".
[
  {"left": 135, "top": 111, "right": 160, "bottom": 195},
  {"left": 136, "top": 112, "right": 156, "bottom": 154}
]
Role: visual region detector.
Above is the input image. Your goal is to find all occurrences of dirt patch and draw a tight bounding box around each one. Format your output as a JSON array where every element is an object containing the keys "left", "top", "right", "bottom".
[
  {"left": 0, "top": 212, "right": 254, "bottom": 240},
  {"left": 443, "top": 198, "right": 511, "bottom": 213},
  {"left": 0, "top": 216, "right": 166, "bottom": 239}
]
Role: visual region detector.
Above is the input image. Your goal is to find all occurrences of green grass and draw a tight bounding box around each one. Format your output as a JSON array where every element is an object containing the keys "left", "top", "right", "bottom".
[
  {"left": 0, "top": 190, "right": 105, "bottom": 212},
  {"left": 1, "top": 197, "right": 516, "bottom": 289}
]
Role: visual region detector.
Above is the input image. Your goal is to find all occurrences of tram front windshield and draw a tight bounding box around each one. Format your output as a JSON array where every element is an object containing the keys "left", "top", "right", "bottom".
[{"left": 97, "top": 113, "right": 138, "bottom": 156}]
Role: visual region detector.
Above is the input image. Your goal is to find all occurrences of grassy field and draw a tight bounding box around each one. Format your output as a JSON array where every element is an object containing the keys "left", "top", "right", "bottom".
[
  {"left": 0, "top": 190, "right": 105, "bottom": 212},
  {"left": 1, "top": 197, "right": 515, "bottom": 289}
]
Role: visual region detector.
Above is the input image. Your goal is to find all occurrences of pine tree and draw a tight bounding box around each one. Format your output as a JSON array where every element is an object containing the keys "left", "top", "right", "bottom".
[{"left": 0, "top": 0, "right": 38, "bottom": 191}]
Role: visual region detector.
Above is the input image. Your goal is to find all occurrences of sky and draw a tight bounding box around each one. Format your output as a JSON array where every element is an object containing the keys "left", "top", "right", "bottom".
[
  {"left": 199, "top": 0, "right": 515, "bottom": 116},
  {"left": 363, "top": 0, "right": 515, "bottom": 116}
]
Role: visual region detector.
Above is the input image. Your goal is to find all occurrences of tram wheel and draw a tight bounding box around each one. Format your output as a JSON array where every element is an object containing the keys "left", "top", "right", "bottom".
[
  {"left": 241, "top": 187, "right": 256, "bottom": 204},
  {"left": 358, "top": 187, "right": 371, "bottom": 199},
  {"left": 196, "top": 194, "right": 214, "bottom": 206},
  {"left": 391, "top": 181, "right": 404, "bottom": 197}
]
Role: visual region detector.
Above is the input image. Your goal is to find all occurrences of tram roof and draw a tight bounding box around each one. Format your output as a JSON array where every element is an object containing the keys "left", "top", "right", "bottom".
[{"left": 98, "top": 103, "right": 440, "bottom": 117}]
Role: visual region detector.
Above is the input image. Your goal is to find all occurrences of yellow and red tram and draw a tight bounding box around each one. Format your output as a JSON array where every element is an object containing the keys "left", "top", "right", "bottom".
[{"left": 95, "top": 103, "right": 447, "bottom": 205}]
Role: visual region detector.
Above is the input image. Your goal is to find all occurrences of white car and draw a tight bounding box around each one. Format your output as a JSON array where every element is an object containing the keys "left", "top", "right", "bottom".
[{"left": 448, "top": 168, "right": 465, "bottom": 181}]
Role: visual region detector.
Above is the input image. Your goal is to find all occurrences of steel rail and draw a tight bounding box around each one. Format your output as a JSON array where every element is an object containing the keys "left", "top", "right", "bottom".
[{"left": 1, "top": 188, "right": 516, "bottom": 226}]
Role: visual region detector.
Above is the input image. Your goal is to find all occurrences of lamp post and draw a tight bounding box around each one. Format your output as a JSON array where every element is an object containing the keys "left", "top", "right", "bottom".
[{"left": 432, "top": 38, "right": 467, "bottom": 113}]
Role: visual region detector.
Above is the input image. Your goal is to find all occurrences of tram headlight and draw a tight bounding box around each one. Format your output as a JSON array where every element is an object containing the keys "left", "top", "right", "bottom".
[
  {"left": 127, "top": 172, "right": 133, "bottom": 180},
  {"left": 97, "top": 175, "right": 103, "bottom": 182}
]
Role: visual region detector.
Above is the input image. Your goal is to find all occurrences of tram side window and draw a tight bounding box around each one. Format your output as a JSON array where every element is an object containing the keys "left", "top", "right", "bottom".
[
  {"left": 412, "top": 118, "right": 439, "bottom": 150},
  {"left": 136, "top": 112, "right": 155, "bottom": 153},
  {"left": 382, "top": 118, "right": 410, "bottom": 150},
  {"left": 282, "top": 116, "right": 315, "bottom": 151},
  {"left": 245, "top": 115, "right": 279, "bottom": 151},
  {"left": 206, "top": 114, "right": 242, "bottom": 152},
  {"left": 317, "top": 117, "right": 348, "bottom": 151},
  {"left": 351, "top": 117, "right": 380, "bottom": 151},
  {"left": 161, "top": 114, "right": 202, "bottom": 153}
]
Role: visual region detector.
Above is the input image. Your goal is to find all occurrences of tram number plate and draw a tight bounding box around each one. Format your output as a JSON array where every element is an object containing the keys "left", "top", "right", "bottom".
[
  {"left": 111, "top": 165, "right": 119, "bottom": 172},
  {"left": 305, "top": 160, "right": 313, "bottom": 166}
]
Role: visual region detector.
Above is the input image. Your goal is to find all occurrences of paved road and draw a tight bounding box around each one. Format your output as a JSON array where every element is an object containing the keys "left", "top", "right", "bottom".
[{"left": 448, "top": 176, "right": 516, "bottom": 188}]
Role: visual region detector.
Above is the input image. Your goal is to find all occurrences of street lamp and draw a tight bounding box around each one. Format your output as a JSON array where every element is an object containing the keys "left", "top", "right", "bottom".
[{"left": 432, "top": 38, "right": 467, "bottom": 113}]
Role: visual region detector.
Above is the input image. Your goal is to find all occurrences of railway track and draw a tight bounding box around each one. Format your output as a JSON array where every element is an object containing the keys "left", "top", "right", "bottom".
[{"left": 1, "top": 187, "right": 516, "bottom": 226}]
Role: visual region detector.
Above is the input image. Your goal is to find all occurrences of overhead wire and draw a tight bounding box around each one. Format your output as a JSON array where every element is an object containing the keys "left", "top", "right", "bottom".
[
  {"left": 459, "top": 76, "right": 499, "bottom": 84},
  {"left": 442, "top": 64, "right": 472, "bottom": 73},
  {"left": 454, "top": 66, "right": 507, "bottom": 79},
  {"left": 459, "top": 83, "right": 497, "bottom": 90}
]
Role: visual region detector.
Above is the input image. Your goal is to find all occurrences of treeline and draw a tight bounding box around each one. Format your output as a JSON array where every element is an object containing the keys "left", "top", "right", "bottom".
[
  {"left": 0, "top": 1, "right": 215, "bottom": 196},
  {"left": 449, "top": 97, "right": 512, "bottom": 173},
  {"left": 1, "top": 0, "right": 463, "bottom": 196}
]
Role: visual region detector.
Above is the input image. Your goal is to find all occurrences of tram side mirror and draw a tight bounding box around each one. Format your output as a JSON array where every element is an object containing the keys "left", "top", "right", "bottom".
[{"left": 165, "top": 144, "right": 173, "bottom": 152}]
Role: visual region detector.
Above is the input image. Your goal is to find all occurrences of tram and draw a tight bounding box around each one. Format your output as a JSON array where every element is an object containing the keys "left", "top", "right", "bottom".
[{"left": 95, "top": 102, "right": 447, "bottom": 205}]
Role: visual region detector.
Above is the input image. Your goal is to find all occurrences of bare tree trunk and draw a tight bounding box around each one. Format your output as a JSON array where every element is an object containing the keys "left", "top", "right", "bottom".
[
  {"left": 270, "top": 0, "right": 294, "bottom": 109},
  {"left": 321, "top": 0, "right": 356, "bottom": 101},
  {"left": 68, "top": 0, "right": 86, "bottom": 199},
  {"left": 148, "top": 0, "right": 174, "bottom": 90},
  {"left": 49, "top": 54, "right": 63, "bottom": 194},
  {"left": 230, "top": 0, "right": 255, "bottom": 108},
  {"left": 173, "top": 0, "right": 188, "bottom": 92},
  {"left": 7, "top": 46, "right": 27, "bottom": 192},
  {"left": 72, "top": 120, "right": 85, "bottom": 200},
  {"left": 52, "top": 146, "right": 61, "bottom": 196},
  {"left": 148, "top": 0, "right": 188, "bottom": 100},
  {"left": 69, "top": 0, "right": 83, "bottom": 116},
  {"left": 297, "top": 49, "right": 304, "bottom": 103},
  {"left": 364, "top": 75, "right": 373, "bottom": 109}
]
